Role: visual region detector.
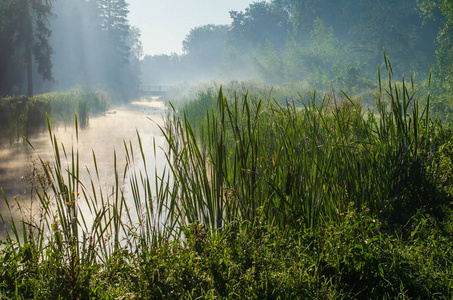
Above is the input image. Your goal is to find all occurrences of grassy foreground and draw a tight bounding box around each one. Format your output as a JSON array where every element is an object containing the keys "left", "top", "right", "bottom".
[{"left": 0, "top": 60, "right": 452, "bottom": 299}]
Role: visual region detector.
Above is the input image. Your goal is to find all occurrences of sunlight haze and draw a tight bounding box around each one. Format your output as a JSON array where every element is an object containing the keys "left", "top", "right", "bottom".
[
  {"left": 0, "top": 1, "right": 451, "bottom": 297},
  {"left": 128, "top": 0, "right": 254, "bottom": 55}
]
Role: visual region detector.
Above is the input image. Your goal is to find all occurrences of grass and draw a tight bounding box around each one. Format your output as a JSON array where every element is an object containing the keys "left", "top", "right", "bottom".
[
  {"left": 0, "top": 88, "right": 109, "bottom": 144},
  {"left": 0, "top": 58, "right": 452, "bottom": 298},
  {"left": 173, "top": 59, "right": 444, "bottom": 231}
]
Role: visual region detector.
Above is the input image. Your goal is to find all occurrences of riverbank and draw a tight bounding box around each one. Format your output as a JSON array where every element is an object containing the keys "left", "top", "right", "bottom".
[
  {"left": 0, "top": 89, "right": 109, "bottom": 145},
  {"left": 0, "top": 99, "right": 168, "bottom": 234},
  {"left": 0, "top": 74, "right": 452, "bottom": 298}
]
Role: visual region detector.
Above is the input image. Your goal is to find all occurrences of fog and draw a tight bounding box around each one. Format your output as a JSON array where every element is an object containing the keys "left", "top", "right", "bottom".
[
  {"left": 0, "top": 0, "right": 442, "bottom": 99},
  {"left": 0, "top": 0, "right": 446, "bottom": 217},
  {"left": 138, "top": 1, "right": 440, "bottom": 94},
  {"left": 47, "top": 0, "right": 142, "bottom": 100},
  {"left": 0, "top": 0, "right": 141, "bottom": 100}
]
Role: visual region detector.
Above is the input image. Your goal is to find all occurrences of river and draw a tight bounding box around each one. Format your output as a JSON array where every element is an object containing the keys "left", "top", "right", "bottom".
[{"left": 0, "top": 99, "right": 169, "bottom": 233}]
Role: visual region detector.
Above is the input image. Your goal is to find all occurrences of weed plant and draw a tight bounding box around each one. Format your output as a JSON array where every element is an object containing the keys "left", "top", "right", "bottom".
[
  {"left": 0, "top": 57, "right": 452, "bottom": 298},
  {"left": 172, "top": 55, "right": 446, "bottom": 231}
]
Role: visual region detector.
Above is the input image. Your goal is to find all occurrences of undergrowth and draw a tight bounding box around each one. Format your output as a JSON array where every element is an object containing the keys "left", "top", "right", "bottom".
[{"left": 0, "top": 211, "right": 451, "bottom": 299}]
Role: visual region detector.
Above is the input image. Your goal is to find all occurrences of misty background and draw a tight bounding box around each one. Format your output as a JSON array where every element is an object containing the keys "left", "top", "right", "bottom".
[
  {"left": 0, "top": 0, "right": 446, "bottom": 99},
  {"left": 140, "top": 0, "right": 440, "bottom": 88}
]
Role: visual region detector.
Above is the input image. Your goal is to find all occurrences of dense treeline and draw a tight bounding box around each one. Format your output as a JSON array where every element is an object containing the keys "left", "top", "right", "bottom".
[
  {"left": 141, "top": 0, "right": 442, "bottom": 89},
  {"left": 141, "top": 25, "right": 230, "bottom": 86},
  {"left": 0, "top": 0, "right": 141, "bottom": 100},
  {"left": 0, "top": 0, "right": 53, "bottom": 97}
]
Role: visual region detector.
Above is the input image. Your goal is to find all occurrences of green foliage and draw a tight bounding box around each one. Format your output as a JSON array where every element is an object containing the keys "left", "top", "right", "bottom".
[
  {"left": 0, "top": 62, "right": 452, "bottom": 298},
  {"left": 0, "top": 0, "right": 141, "bottom": 99},
  {"left": 0, "top": 0, "right": 54, "bottom": 96},
  {"left": 181, "top": 24, "right": 229, "bottom": 79},
  {"left": 0, "top": 88, "right": 109, "bottom": 143},
  {"left": 420, "top": 0, "right": 453, "bottom": 90},
  {"left": 1, "top": 209, "right": 451, "bottom": 298},
  {"left": 96, "top": 0, "right": 139, "bottom": 100},
  {"left": 170, "top": 59, "right": 447, "bottom": 231},
  {"left": 229, "top": 1, "right": 292, "bottom": 51},
  {"left": 349, "top": 1, "right": 427, "bottom": 74},
  {"left": 252, "top": 40, "right": 287, "bottom": 84},
  {"left": 288, "top": 19, "right": 347, "bottom": 88},
  {"left": 140, "top": 0, "right": 438, "bottom": 90},
  {"left": 89, "top": 214, "right": 452, "bottom": 298},
  {"left": 430, "top": 124, "right": 453, "bottom": 196},
  {"left": 334, "top": 62, "right": 376, "bottom": 97},
  {"left": 183, "top": 24, "right": 228, "bottom": 58}
]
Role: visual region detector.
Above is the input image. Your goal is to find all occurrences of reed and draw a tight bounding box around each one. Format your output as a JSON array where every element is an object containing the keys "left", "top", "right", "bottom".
[
  {"left": 0, "top": 57, "right": 442, "bottom": 246},
  {"left": 0, "top": 57, "right": 450, "bottom": 298},
  {"left": 0, "top": 88, "right": 109, "bottom": 143},
  {"left": 166, "top": 54, "right": 442, "bottom": 231}
]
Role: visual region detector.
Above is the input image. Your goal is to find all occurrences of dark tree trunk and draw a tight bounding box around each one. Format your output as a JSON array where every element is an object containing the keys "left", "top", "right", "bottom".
[
  {"left": 0, "top": 55, "right": 6, "bottom": 96},
  {"left": 26, "top": 44, "right": 33, "bottom": 97}
]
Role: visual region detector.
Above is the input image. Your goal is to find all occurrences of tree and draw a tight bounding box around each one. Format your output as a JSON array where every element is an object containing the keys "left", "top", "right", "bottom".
[
  {"left": 119, "top": 25, "right": 142, "bottom": 99},
  {"left": 0, "top": 2, "right": 16, "bottom": 95},
  {"left": 348, "top": 0, "right": 425, "bottom": 75},
  {"left": 96, "top": 0, "right": 131, "bottom": 96},
  {"left": 229, "top": 1, "right": 292, "bottom": 51},
  {"left": 419, "top": 0, "right": 453, "bottom": 86},
  {"left": 140, "top": 53, "right": 186, "bottom": 86},
  {"left": 0, "top": 0, "right": 53, "bottom": 97},
  {"left": 297, "top": 19, "right": 346, "bottom": 86},
  {"left": 49, "top": 0, "right": 141, "bottom": 99},
  {"left": 98, "top": 0, "right": 130, "bottom": 58},
  {"left": 49, "top": 0, "right": 91, "bottom": 90},
  {"left": 251, "top": 40, "right": 286, "bottom": 84},
  {"left": 182, "top": 24, "right": 228, "bottom": 76},
  {"left": 284, "top": 0, "right": 437, "bottom": 77}
]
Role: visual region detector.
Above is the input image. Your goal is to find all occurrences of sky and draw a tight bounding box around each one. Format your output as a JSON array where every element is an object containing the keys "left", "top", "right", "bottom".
[{"left": 127, "top": 0, "right": 254, "bottom": 56}]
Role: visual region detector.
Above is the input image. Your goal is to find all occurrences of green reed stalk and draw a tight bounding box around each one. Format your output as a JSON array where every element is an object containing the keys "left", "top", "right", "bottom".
[
  {"left": 0, "top": 56, "right": 443, "bottom": 298},
  {"left": 165, "top": 57, "right": 439, "bottom": 231}
]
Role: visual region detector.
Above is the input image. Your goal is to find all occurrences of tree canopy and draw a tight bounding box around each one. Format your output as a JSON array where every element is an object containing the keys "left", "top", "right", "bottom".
[
  {"left": 419, "top": 0, "right": 453, "bottom": 87},
  {"left": 140, "top": 0, "right": 441, "bottom": 87},
  {"left": 0, "top": 0, "right": 53, "bottom": 96},
  {"left": 0, "top": 0, "right": 141, "bottom": 99}
]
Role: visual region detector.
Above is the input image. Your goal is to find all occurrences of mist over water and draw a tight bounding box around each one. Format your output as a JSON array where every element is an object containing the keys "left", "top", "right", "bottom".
[
  {"left": 0, "top": 99, "right": 168, "bottom": 228},
  {"left": 0, "top": 0, "right": 445, "bottom": 228}
]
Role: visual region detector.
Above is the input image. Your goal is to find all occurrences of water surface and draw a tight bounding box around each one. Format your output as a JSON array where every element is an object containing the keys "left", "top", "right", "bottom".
[{"left": 0, "top": 99, "right": 169, "bottom": 231}]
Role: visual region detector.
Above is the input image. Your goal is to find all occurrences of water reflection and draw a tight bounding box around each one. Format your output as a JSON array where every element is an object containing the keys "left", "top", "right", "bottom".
[{"left": 0, "top": 99, "right": 169, "bottom": 230}]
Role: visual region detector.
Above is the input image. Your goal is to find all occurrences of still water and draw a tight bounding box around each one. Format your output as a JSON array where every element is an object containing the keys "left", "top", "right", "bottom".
[{"left": 0, "top": 99, "right": 169, "bottom": 231}]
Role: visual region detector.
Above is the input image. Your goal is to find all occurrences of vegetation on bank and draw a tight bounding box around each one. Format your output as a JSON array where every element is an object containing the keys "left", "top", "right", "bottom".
[
  {"left": 0, "top": 60, "right": 452, "bottom": 298},
  {"left": 0, "top": 212, "right": 451, "bottom": 299},
  {"left": 0, "top": 88, "right": 109, "bottom": 144}
]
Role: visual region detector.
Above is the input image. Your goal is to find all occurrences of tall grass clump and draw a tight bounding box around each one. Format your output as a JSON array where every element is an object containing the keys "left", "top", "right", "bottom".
[
  {"left": 0, "top": 114, "right": 172, "bottom": 298},
  {"left": 167, "top": 54, "right": 446, "bottom": 232}
]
